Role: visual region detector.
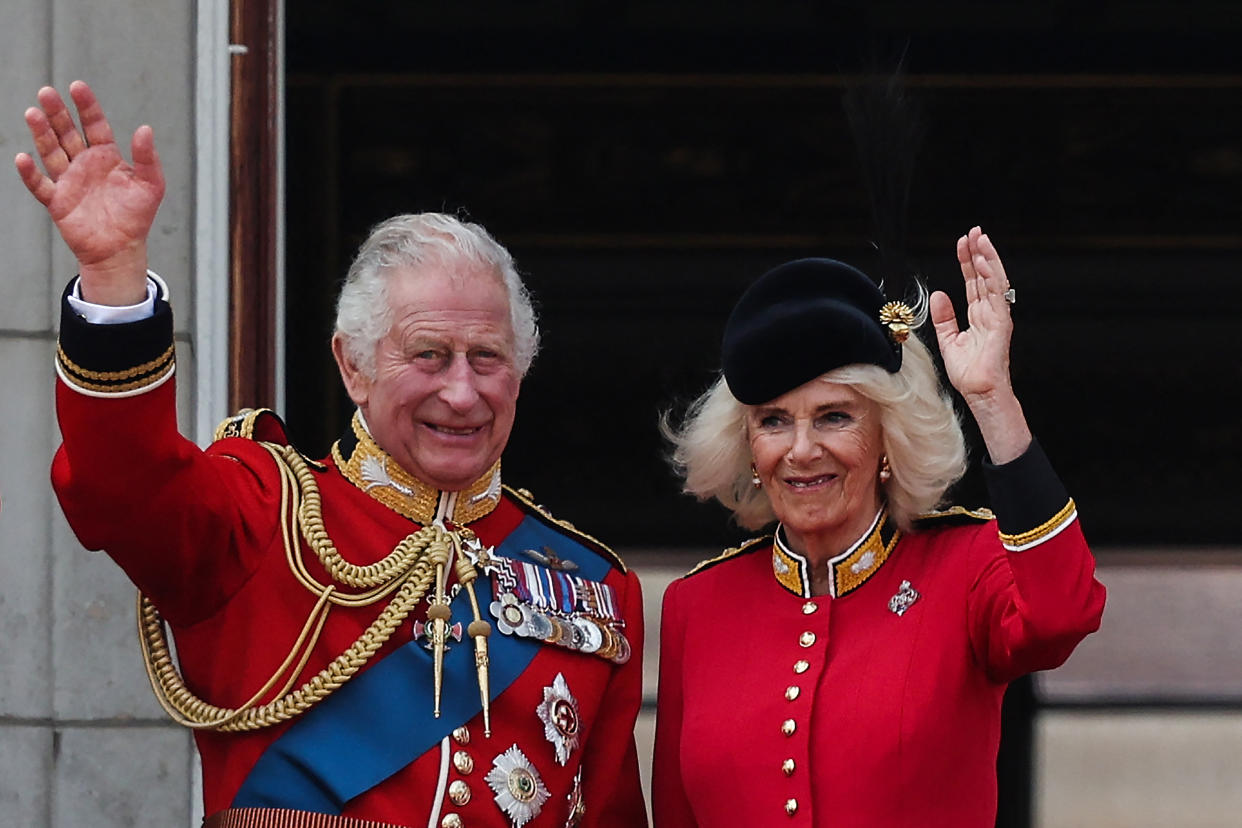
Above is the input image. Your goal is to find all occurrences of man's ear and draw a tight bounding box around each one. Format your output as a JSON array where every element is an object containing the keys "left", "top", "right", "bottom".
[{"left": 332, "top": 333, "right": 371, "bottom": 406}]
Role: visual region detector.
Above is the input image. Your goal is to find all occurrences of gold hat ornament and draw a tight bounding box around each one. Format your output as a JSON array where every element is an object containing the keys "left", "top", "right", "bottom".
[{"left": 878, "top": 301, "right": 916, "bottom": 345}]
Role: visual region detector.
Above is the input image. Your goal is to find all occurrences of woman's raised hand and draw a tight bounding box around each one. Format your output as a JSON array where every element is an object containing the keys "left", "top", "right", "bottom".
[
  {"left": 930, "top": 226, "right": 1016, "bottom": 404},
  {"left": 930, "top": 227, "right": 1031, "bottom": 464}
]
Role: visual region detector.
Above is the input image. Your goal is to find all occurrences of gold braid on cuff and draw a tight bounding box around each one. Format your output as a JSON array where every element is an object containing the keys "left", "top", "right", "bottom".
[{"left": 997, "top": 498, "right": 1076, "bottom": 549}]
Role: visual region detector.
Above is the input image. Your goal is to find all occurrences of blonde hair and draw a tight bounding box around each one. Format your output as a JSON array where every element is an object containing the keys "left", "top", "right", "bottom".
[{"left": 665, "top": 333, "right": 967, "bottom": 532}]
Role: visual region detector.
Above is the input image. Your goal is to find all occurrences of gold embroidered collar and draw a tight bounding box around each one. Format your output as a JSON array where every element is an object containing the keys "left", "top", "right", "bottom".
[
  {"left": 331, "top": 411, "right": 502, "bottom": 526},
  {"left": 771, "top": 510, "right": 901, "bottom": 599}
]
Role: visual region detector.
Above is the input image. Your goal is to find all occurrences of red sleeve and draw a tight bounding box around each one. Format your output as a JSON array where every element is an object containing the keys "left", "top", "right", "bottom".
[
  {"left": 52, "top": 279, "right": 285, "bottom": 626},
  {"left": 651, "top": 577, "right": 695, "bottom": 828},
  {"left": 967, "top": 441, "right": 1106, "bottom": 682},
  {"left": 52, "top": 379, "right": 282, "bottom": 627},
  {"left": 580, "top": 568, "right": 650, "bottom": 827}
]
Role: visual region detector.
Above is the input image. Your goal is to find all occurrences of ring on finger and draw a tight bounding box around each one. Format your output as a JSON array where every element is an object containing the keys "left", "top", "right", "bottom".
[{"left": 1002, "top": 287, "right": 1016, "bottom": 305}]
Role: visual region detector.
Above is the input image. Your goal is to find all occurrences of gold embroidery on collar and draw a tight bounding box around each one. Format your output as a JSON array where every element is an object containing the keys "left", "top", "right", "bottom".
[
  {"left": 331, "top": 413, "right": 501, "bottom": 525},
  {"left": 829, "top": 515, "right": 901, "bottom": 597},
  {"left": 771, "top": 542, "right": 809, "bottom": 598},
  {"left": 771, "top": 512, "right": 900, "bottom": 599}
]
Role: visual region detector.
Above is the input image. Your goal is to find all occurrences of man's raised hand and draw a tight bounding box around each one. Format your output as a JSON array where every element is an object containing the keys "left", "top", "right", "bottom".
[{"left": 14, "top": 81, "right": 164, "bottom": 305}]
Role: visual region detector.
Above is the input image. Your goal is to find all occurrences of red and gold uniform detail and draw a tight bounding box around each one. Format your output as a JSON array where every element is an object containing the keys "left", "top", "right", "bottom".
[
  {"left": 653, "top": 442, "right": 1104, "bottom": 828},
  {"left": 52, "top": 283, "right": 647, "bottom": 828}
]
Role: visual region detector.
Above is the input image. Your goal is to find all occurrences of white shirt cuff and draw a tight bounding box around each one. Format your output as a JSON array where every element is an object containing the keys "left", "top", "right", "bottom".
[{"left": 67, "top": 275, "right": 160, "bottom": 324}]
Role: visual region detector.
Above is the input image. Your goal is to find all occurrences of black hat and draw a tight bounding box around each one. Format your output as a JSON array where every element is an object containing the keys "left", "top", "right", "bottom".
[{"left": 721, "top": 258, "right": 905, "bottom": 405}]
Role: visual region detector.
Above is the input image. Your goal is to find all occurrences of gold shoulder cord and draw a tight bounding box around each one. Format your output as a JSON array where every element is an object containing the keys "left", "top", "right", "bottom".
[{"left": 138, "top": 443, "right": 445, "bottom": 732}]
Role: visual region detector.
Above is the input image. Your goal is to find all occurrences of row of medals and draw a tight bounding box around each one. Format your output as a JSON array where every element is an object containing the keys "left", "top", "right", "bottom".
[{"left": 491, "top": 590, "right": 631, "bottom": 665}]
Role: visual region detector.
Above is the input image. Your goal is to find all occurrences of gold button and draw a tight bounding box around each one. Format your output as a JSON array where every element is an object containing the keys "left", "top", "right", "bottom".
[
  {"left": 802, "top": 601, "right": 818, "bottom": 615},
  {"left": 451, "top": 726, "right": 470, "bottom": 745},
  {"left": 441, "top": 816, "right": 463, "bottom": 828},
  {"left": 785, "top": 685, "right": 800, "bottom": 701},
  {"left": 782, "top": 758, "right": 796, "bottom": 776},
  {"left": 785, "top": 798, "right": 799, "bottom": 816},
  {"left": 799, "top": 631, "right": 816, "bottom": 647},
  {"left": 448, "top": 779, "right": 471, "bottom": 806},
  {"left": 453, "top": 750, "right": 474, "bottom": 774},
  {"left": 793, "top": 660, "right": 809, "bottom": 674},
  {"left": 781, "top": 718, "right": 796, "bottom": 736}
]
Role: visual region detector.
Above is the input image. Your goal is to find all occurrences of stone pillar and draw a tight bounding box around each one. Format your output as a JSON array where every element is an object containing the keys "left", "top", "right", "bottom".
[{"left": 0, "top": 2, "right": 199, "bottom": 825}]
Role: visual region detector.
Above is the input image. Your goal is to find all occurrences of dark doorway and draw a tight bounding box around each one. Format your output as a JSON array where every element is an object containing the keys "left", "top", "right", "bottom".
[{"left": 285, "top": 4, "right": 1242, "bottom": 550}]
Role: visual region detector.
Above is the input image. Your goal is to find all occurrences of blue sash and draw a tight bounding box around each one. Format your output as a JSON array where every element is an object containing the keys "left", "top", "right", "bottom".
[{"left": 233, "top": 513, "right": 611, "bottom": 812}]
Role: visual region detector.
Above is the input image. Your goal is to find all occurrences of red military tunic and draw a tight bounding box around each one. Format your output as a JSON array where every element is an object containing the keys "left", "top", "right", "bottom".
[
  {"left": 652, "top": 443, "right": 1105, "bottom": 827},
  {"left": 52, "top": 280, "right": 648, "bottom": 828}
]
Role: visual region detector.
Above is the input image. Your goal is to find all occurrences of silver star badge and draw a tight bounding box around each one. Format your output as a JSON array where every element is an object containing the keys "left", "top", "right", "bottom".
[
  {"left": 486, "top": 745, "right": 550, "bottom": 828},
  {"left": 536, "top": 672, "right": 581, "bottom": 765}
]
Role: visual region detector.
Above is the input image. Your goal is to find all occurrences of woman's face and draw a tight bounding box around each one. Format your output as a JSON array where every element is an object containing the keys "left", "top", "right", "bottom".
[{"left": 746, "top": 378, "right": 885, "bottom": 554}]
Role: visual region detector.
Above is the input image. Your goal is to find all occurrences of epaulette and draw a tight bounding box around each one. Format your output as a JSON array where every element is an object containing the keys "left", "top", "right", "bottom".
[
  {"left": 213, "top": 408, "right": 326, "bottom": 471},
  {"left": 503, "top": 485, "right": 628, "bottom": 574},
  {"left": 213, "top": 408, "right": 288, "bottom": 442},
  {"left": 684, "top": 535, "right": 771, "bottom": 579},
  {"left": 913, "top": 505, "right": 995, "bottom": 529}
]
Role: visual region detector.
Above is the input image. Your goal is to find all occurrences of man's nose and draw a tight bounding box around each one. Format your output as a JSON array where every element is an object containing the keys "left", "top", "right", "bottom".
[{"left": 439, "top": 354, "right": 482, "bottom": 411}]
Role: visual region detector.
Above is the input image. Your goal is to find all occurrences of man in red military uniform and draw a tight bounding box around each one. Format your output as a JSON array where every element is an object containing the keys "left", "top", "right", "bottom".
[{"left": 17, "top": 80, "right": 647, "bottom": 828}]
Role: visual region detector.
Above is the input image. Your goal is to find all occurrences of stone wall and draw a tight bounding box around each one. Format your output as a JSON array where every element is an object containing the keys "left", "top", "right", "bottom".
[{"left": 0, "top": 3, "right": 198, "bottom": 825}]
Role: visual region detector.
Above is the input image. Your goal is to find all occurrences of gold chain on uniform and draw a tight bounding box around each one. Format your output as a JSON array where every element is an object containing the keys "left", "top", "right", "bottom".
[{"left": 138, "top": 442, "right": 448, "bottom": 732}]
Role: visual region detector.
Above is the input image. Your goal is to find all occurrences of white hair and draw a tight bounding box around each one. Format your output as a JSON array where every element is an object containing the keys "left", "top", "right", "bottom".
[
  {"left": 665, "top": 332, "right": 967, "bottom": 532},
  {"left": 334, "top": 213, "right": 539, "bottom": 377}
]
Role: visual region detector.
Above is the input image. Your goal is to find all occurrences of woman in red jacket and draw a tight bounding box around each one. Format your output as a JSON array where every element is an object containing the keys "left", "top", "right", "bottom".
[{"left": 654, "top": 229, "right": 1105, "bottom": 827}]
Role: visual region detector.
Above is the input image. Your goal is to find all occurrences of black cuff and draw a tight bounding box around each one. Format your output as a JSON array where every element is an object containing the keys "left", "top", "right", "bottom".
[
  {"left": 56, "top": 278, "right": 175, "bottom": 395},
  {"left": 982, "top": 438, "right": 1073, "bottom": 539}
]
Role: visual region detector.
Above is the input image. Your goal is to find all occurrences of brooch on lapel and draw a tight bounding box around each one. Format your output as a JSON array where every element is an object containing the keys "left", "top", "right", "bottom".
[{"left": 888, "top": 580, "right": 921, "bottom": 616}]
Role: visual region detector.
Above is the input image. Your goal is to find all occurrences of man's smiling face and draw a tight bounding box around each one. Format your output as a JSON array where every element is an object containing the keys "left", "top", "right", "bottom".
[{"left": 335, "top": 258, "right": 520, "bottom": 491}]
